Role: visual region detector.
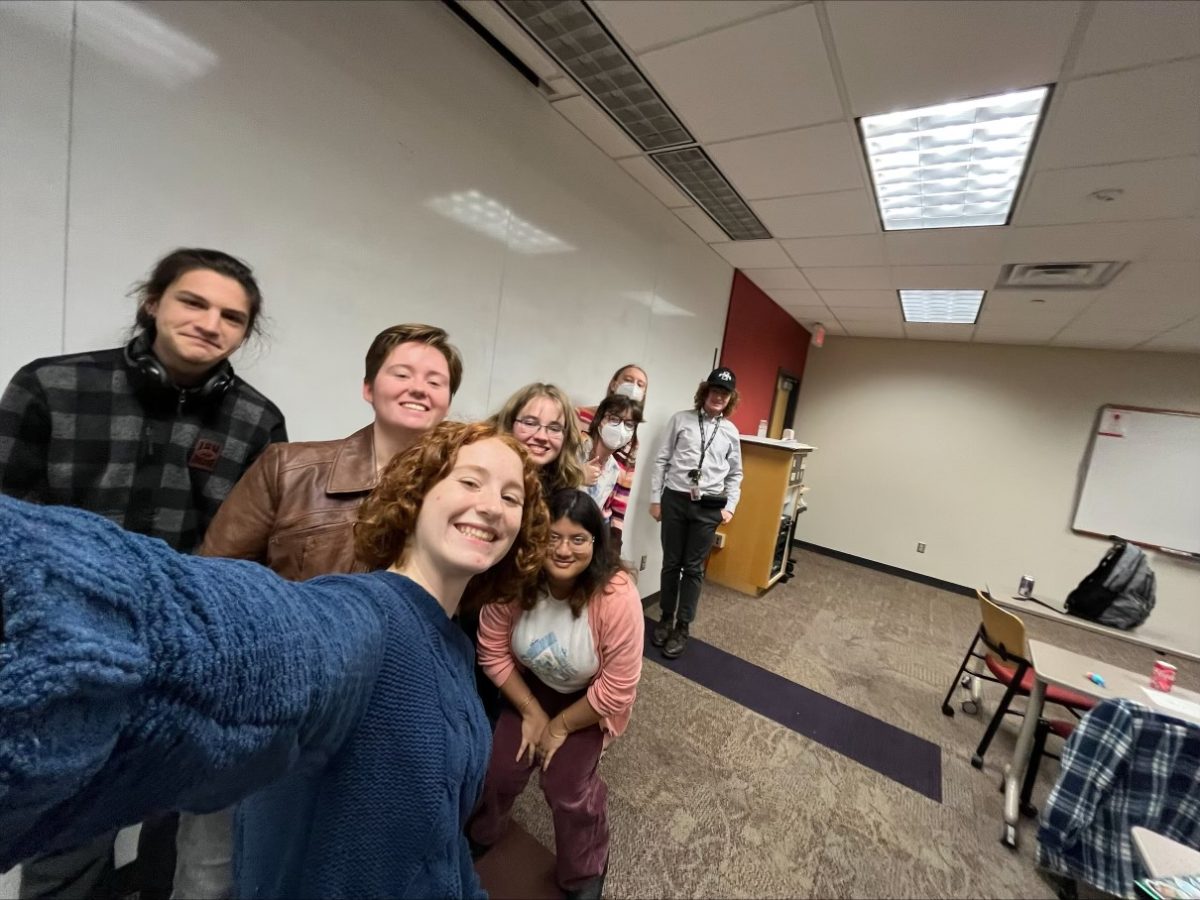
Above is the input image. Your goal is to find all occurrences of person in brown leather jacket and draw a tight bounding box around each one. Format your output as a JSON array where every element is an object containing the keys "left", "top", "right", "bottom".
[{"left": 170, "top": 322, "right": 462, "bottom": 899}]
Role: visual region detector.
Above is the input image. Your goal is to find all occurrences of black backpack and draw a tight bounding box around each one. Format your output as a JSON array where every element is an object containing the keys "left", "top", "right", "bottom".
[{"left": 1065, "top": 538, "right": 1156, "bottom": 629}]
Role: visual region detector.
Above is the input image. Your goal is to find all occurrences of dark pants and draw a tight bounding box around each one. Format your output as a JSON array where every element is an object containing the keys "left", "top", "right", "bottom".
[
  {"left": 658, "top": 488, "right": 722, "bottom": 626},
  {"left": 18, "top": 816, "right": 175, "bottom": 900},
  {"left": 468, "top": 680, "right": 608, "bottom": 891}
]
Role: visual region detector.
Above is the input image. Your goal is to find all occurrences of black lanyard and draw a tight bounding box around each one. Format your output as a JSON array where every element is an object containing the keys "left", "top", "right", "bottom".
[{"left": 694, "top": 411, "right": 720, "bottom": 472}]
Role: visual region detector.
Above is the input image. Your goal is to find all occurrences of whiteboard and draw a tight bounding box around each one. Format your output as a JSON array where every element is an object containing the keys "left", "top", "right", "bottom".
[{"left": 1073, "top": 406, "right": 1200, "bottom": 555}]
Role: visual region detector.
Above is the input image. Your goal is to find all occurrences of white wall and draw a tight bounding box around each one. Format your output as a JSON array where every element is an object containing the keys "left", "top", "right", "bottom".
[
  {"left": 792, "top": 337, "right": 1200, "bottom": 653},
  {"left": 0, "top": 2, "right": 732, "bottom": 890},
  {"left": 0, "top": 0, "right": 733, "bottom": 584}
]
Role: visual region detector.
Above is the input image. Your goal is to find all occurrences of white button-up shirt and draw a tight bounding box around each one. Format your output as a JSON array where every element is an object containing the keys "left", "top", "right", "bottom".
[{"left": 650, "top": 408, "right": 743, "bottom": 512}]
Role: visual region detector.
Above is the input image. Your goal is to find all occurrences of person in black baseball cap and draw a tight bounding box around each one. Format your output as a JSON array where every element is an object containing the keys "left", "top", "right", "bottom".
[{"left": 645, "top": 366, "right": 744, "bottom": 659}]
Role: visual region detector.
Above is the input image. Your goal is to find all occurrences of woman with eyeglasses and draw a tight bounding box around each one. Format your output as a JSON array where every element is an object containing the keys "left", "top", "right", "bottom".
[
  {"left": 581, "top": 392, "right": 643, "bottom": 532},
  {"left": 0, "top": 421, "right": 550, "bottom": 899},
  {"left": 468, "top": 489, "right": 643, "bottom": 900},
  {"left": 577, "top": 365, "right": 648, "bottom": 556},
  {"left": 490, "top": 382, "right": 586, "bottom": 494}
]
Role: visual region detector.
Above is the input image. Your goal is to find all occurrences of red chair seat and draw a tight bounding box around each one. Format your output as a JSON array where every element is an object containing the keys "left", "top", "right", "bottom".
[
  {"left": 1046, "top": 719, "right": 1075, "bottom": 740},
  {"left": 984, "top": 655, "right": 1097, "bottom": 711}
]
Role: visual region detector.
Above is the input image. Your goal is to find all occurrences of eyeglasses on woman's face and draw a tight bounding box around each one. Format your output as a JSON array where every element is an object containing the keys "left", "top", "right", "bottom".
[
  {"left": 548, "top": 531, "right": 593, "bottom": 551},
  {"left": 601, "top": 413, "right": 637, "bottom": 430},
  {"left": 513, "top": 416, "right": 565, "bottom": 437}
]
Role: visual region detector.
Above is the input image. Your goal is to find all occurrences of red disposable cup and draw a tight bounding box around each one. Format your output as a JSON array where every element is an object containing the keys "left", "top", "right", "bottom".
[{"left": 1151, "top": 660, "right": 1177, "bottom": 692}]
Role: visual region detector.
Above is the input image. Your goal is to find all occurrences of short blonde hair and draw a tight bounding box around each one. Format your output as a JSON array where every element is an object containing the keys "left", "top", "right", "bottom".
[{"left": 489, "top": 383, "right": 586, "bottom": 492}]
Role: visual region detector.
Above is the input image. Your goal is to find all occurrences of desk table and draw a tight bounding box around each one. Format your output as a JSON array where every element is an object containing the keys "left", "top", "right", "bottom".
[
  {"left": 1131, "top": 826, "right": 1200, "bottom": 878},
  {"left": 993, "top": 593, "right": 1198, "bottom": 663},
  {"left": 1000, "top": 640, "right": 1200, "bottom": 848}
]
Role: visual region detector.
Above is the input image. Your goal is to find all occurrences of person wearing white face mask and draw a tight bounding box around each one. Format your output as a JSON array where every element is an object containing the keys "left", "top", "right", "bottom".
[
  {"left": 577, "top": 365, "right": 648, "bottom": 556},
  {"left": 581, "top": 394, "right": 643, "bottom": 537}
]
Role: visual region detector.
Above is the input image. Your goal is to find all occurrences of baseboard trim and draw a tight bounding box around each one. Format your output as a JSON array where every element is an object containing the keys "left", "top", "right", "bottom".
[
  {"left": 792, "top": 540, "right": 975, "bottom": 599},
  {"left": 640, "top": 590, "right": 661, "bottom": 611}
]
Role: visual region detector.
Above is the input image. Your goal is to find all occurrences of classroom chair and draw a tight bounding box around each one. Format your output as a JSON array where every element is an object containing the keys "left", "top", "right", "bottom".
[{"left": 941, "top": 590, "right": 1095, "bottom": 814}]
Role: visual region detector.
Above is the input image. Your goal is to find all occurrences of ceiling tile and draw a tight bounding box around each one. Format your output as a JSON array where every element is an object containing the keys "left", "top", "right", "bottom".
[
  {"left": 803, "top": 267, "right": 892, "bottom": 290},
  {"left": 740, "top": 266, "right": 812, "bottom": 288},
  {"left": 751, "top": 190, "right": 879, "bottom": 239},
  {"left": 711, "top": 242, "right": 794, "bottom": 269},
  {"left": 1105, "top": 261, "right": 1200, "bottom": 296},
  {"left": 883, "top": 229, "right": 1006, "bottom": 266},
  {"left": 781, "top": 304, "right": 832, "bottom": 324},
  {"left": 707, "top": 123, "right": 864, "bottom": 200},
  {"left": 1069, "top": 294, "right": 1197, "bottom": 332},
  {"left": 591, "top": 0, "right": 795, "bottom": 54},
  {"left": 552, "top": 96, "right": 642, "bottom": 158},
  {"left": 1138, "top": 316, "right": 1200, "bottom": 353},
  {"left": 818, "top": 290, "right": 897, "bottom": 309},
  {"left": 781, "top": 235, "right": 886, "bottom": 267},
  {"left": 1072, "top": 1, "right": 1200, "bottom": 77},
  {"left": 979, "top": 290, "right": 1094, "bottom": 328},
  {"left": 903, "top": 323, "right": 976, "bottom": 341},
  {"left": 1147, "top": 219, "right": 1200, "bottom": 261},
  {"left": 637, "top": 5, "right": 842, "bottom": 142},
  {"left": 674, "top": 206, "right": 729, "bottom": 243},
  {"left": 617, "top": 156, "right": 693, "bottom": 207},
  {"left": 1035, "top": 60, "right": 1200, "bottom": 170},
  {"left": 842, "top": 321, "right": 906, "bottom": 338},
  {"left": 831, "top": 306, "right": 901, "bottom": 323},
  {"left": 1016, "top": 156, "right": 1200, "bottom": 225},
  {"left": 973, "top": 321, "right": 1063, "bottom": 340},
  {"left": 890, "top": 265, "right": 1000, "bottom": 289},
  {"left": 827, "top": 0, "right": 1080, "bottom": 116},
  {"left": 764, "top": 289, "right": 823, "bottom": 307},
  {"left": 1001, "top": 220, "right": 1197, "bottom": 263},
  {"left": 1051, "top": 329, "right": 1164, "bottom": 350}
]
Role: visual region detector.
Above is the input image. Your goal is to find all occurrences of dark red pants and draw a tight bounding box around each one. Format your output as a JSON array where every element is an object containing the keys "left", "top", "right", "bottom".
[{"left": 468, "top": 679, "right": 608, "bottom": 890}]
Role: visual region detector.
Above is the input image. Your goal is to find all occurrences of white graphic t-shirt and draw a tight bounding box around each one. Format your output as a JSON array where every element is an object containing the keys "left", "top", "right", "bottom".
[{"left": 511, "top": 591, "right": 599, "bottom": 693}]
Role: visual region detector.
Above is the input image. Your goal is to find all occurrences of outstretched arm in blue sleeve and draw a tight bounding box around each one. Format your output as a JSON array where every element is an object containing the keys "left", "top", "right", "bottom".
[{"left": 0, "top": 494, "right": 389, "bottom": 870}]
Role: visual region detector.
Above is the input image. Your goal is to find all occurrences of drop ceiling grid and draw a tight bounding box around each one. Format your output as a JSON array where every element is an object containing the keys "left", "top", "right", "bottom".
[{"left": 471, "top": 0, "right": 1200, "bottom": 352}]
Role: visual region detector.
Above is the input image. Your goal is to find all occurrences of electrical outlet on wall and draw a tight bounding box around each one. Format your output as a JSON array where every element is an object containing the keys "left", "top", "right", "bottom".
[
  {"left": 917, "top": 542, "right": 927, "bottom": 553},
  {"left": 639, "top": 555, "right": 647, "bottom": 571}
]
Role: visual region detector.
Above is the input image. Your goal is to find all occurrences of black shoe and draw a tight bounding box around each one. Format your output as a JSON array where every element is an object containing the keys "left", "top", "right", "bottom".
[
  {"left": 650, "top": 615, "right": 673, "bottom": 647},
  {"left": 662, "top": 623, "right": 689, "bottom": 659},
  {"left": 564, "top": 857, "right": 608, "bottom": 900}
]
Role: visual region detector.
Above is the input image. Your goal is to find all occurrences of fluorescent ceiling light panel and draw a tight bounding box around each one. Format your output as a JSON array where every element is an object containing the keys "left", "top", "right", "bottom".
[
  {"left": 899, "top": 290, "right": 985, "bottom": 324},
  {"left": 861, "top": 87, "right": 1048, "bottom": 231},
  {"left": 500, "top": 0, "right": 694, "bottom": 151}
]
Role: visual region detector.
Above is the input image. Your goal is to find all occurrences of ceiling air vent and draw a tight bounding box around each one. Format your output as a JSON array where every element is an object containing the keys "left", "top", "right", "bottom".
[
  {"left": 651, "top": 148, "right": 772, "bottom": 241},
  {"left": 996, "top": 261, "right": 1127, "bottom": 290}
]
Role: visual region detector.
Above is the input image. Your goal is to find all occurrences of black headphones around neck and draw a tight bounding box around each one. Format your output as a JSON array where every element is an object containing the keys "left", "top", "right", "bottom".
[{"left": 123, "top": 331, "right": 236, "bottom": 405}]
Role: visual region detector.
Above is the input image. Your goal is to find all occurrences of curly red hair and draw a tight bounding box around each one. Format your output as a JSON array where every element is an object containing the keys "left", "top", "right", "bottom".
[{"left": 355, "top": 420, "right": 550, "bottom": 611}]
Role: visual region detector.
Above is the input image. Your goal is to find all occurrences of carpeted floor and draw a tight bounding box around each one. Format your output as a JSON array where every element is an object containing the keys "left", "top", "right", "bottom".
[{"left": 501, "top": 548, "right": 1199, "bottom": 899}]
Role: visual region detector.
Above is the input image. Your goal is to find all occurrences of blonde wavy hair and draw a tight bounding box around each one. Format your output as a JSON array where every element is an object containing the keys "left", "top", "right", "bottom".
[
  {"left": 488, "top": 383, "right": 586, "bottom": 493},
  {"left": 355, "top": 420, "right": 550, "bottom": 611}
]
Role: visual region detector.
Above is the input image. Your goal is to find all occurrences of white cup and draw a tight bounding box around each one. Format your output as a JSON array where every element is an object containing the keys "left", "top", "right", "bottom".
[
  {"left": 782, "top": 428, "right": 795, "bottom": 441},
  {"left": 756, "top": 420, "right": 768, "bottom": 437}
]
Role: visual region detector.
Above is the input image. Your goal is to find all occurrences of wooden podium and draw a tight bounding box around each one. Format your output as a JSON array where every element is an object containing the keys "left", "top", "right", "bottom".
[{"left": 706, "top": 435, "right": 814, "bottom": 596}]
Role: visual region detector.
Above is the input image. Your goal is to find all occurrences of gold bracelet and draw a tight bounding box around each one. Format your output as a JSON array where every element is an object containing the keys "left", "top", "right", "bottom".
[
  {"left": 517, "top": 695, "right": 535, "bottom": 713},
  {"left": 559, "top": 710, "right": 573, "bottom": 734},
  {"left": 550, "top": 714, "right": 569, "bottom": 739}
]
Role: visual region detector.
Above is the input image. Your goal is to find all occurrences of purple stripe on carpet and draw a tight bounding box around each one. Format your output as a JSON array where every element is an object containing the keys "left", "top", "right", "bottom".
[{"left": 646, "top": 617, "right": 942, "bottom": 802}]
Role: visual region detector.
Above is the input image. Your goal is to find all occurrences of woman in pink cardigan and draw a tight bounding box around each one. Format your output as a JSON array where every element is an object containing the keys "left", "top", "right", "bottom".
[{"left": 468, "top": 488, "right": 644, "bottom": 900}]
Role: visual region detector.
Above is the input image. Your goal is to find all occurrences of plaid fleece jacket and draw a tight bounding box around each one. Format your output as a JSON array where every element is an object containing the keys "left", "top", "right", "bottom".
[
  {"left": 1037, "top": 698, "right": 1200, "bottom": 898},
  {"left": 0, "top": 347, "right": 287, "bottom": 553}
]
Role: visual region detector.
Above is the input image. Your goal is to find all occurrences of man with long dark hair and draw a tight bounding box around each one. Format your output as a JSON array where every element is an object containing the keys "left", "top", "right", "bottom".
[{"left": 0, "top": 247, "right": 286, "bottom": 899}]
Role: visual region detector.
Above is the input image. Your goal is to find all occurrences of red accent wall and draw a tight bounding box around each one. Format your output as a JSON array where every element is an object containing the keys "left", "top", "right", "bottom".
[{"left": 719, "top": 270, "right": 812, "bottom": 434}]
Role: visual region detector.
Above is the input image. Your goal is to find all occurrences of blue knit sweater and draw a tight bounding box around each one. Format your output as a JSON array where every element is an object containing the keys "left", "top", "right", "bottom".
[{"left": 0, "top": 494, "right": 489, "bottom": 898}]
